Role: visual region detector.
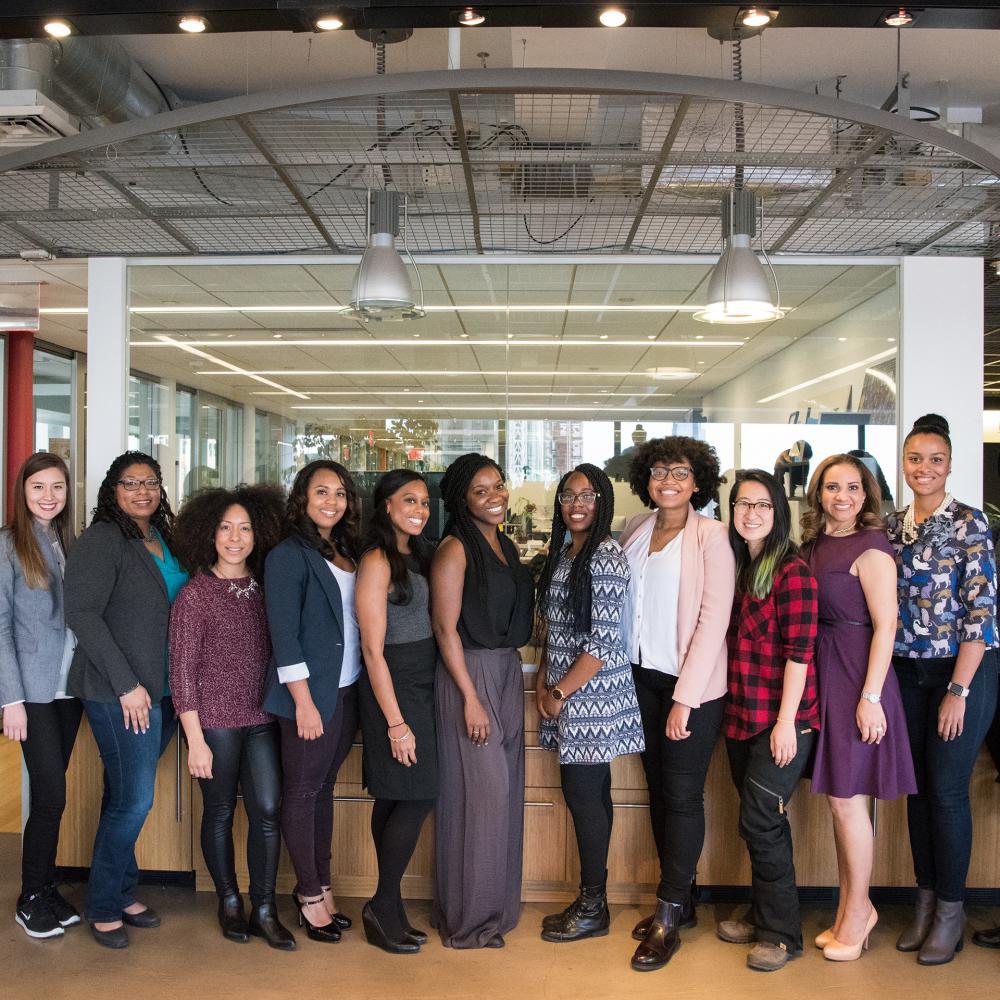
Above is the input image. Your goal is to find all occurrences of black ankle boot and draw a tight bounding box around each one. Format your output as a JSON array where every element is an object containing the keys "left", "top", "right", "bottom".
[
  {"left": 218, "top": 893, "right": 249, "bottom": 943},
  {"left": 632, "top": 878, "right": 697, "bottom": 940},
  {"left": 248, "top": 899, "right": 296, "bottom": 951},
  {"left": 541, "top": 883, "right": 610, "bottom": 943},
  {"left": 630, "top": 898, "right": 683, "bottom": 972}
]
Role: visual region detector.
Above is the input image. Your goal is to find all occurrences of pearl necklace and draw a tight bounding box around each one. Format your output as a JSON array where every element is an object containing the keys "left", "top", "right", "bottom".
[{"left": 901, "top": 492, "right": 952, "bottom": 546}]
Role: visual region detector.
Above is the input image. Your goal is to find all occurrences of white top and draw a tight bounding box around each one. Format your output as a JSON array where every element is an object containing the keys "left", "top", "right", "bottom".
[
  {"left": 623, "top": 521, "right": 683, "bottom": 675},
  {"left": 330, "top": 563, "right": 362, "bottom": 687}
]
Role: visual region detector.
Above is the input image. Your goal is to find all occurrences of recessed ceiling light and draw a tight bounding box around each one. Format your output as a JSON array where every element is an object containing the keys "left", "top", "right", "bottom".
[
  {"left": 599, "top": 334, "right": 609, "bottom": 340},
  {"left": 43, "top": 19, "right": 73, "bottom": 38},
  {"left": 838, "top": 337, "right": 847, "bottom": 341},
  {"left": 315, "top": 15, "right": 344, "bottom": 31},
  {"left": 458, "top": 8, "right": 486, "bottom": 26},
  {"left": 178, "top": 15, "right": 208, "bottom": 33},
  {"left": 740, "top": 7, "right": 776, "bottom": 28},
  {"left": 599, "top": 8, "right": 628, "bottom": 28},
  {"left": 884, "top": 7, "right": 914, "bottom": 27}
]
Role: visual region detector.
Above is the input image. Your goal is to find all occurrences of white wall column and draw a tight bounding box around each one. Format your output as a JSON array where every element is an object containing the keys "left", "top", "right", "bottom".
[
  {"left": 243, "top": 403, "right": 256, "bottom": 484},
  {"left": 85, "top": 257, "right": 129, "bottom": 514},
  {"left": 899, "top": 257, "right": 983, "bottom": 506}
]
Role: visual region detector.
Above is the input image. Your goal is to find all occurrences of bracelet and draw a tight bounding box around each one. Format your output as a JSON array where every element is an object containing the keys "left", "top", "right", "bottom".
[
  {"left": 387, "top": 720, "right": 406, "bottom": 729},
  {"left": 776, "top": 717, "right": 795, "bottom": 724},
  {"left": 389, "top": 727, "right": 411, "bottom": 744}
]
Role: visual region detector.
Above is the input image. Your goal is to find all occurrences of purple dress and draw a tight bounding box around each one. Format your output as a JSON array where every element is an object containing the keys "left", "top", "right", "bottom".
[{"left": 805, "top": 530, "right": 916, "bottom": 799}]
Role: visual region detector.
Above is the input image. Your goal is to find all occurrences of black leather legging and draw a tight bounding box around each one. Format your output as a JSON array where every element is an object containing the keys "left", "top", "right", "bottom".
[{"left": 198, "top": 722, "right": 282, "bottom": 905}]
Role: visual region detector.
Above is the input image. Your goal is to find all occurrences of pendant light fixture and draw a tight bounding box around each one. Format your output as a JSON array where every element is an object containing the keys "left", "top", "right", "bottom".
[
  {"left": 341, "top": 190, "right": 425, "bottom": 323},
  {"left": 694, "top": 188, "right": 784, "bottom": 324}
]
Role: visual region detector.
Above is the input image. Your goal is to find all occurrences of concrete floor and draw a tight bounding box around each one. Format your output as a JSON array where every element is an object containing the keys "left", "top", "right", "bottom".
[{"left": 2, "top": 834, "right": 998, "bottom": 1000}]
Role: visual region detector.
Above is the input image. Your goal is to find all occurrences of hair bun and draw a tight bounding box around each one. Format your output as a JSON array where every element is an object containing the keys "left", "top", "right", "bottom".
[{"left": 912, "top": 413, "right": 950, "bottom": 437}]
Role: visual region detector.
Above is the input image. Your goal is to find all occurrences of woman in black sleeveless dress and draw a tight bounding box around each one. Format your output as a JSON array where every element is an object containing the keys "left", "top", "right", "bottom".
[{"left": 430, "top": 454, "right": 534, "bottom": 949}]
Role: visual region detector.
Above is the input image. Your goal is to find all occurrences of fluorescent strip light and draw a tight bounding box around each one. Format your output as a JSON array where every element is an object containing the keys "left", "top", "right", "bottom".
[
  {"left": 292, "top": 405, "right": 687, "bottom": 413},
  {"left": 250, "top": 390, "right": 673, "bottom": 397},
  {"left": 153, "top": 335, "right": 310, "bottom": 399},
  {"left": 133, "top": 338, "right": 743, "bottom": 348},
  {"left": 756, "top": 349, "right": 896, "bottom": 404},
  {"left": 195, "top": 369, "right": 695, "bottom": 379},
  {"left": 124, "top": 303, "right": 703, "bottom": 315}
]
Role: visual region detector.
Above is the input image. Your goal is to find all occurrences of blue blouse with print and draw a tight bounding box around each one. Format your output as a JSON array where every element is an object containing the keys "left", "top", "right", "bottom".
[{"left": 888, "top": 499, "right": 997, "bottom": 658}]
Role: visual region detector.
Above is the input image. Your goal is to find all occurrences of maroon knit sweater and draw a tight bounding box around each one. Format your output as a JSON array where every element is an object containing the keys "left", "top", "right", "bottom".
[{"left": 168, "top": 573, "right": 271, "bottom": 729}]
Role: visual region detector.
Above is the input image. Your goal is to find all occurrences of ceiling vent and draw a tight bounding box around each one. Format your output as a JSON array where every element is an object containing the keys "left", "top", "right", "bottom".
[{"left": 0, "top": 90, "right": 79, "bottom": 150}]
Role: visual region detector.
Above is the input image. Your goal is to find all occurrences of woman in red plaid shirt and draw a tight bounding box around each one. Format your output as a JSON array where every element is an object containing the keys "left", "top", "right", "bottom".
[{"left": 718, "top": 469, "right": 819, "bottom": 972}]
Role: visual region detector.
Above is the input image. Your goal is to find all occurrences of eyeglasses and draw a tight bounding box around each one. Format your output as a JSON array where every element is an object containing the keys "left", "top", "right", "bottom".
[
  {"left": 649, "top": 466, "right": 693, "bottom": 482},
  {"left": 733, "top": 499, "right": 774, "bottom": 514},
  {"left": 558, "top": 491, "right": 600, "bottom": 506},
  {"left": 118, "top": 477, "right": 161, "bottom": 492}
]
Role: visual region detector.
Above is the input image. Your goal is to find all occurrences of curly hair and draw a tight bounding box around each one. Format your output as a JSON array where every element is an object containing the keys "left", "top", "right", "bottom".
[
  {"left": 536, "top": 463, "right": 615, "bottom": 634},
  {"left": 800, "top": 453, "right": 885, "bottom": 544},
  {"left": 285, "top": 459, "right": 361, "bottom": 562},
  {"left": 439, "top": 452, "right": 506, "bottom": 598},
  {"left": 91, "top": 450, "right": 174, "bottom": 542},
  {"left": 627, "top": 435, "right": 725, "bottom": 511},
  {"left": 172, "top": 483, "right": 285, "bottom": 581},
  {"left": 361, "top": 469, "right": 433, "bottom": 605}
]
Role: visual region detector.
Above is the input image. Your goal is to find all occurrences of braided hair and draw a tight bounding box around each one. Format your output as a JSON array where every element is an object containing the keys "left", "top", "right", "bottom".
[
  {"left": 536, "top": 463, "right": 615, "bottom": 634},
  {"left": 91, "top": 451, "right": 175, "bottom": 542},
  {"left": 439, "top": 452, "right": 506, "bottom": 598},
  {"left": 361, "top": 469, "right": 433, "bottom": 605},
  {"left": 284, "top": 459, "right": 361, "bottom": 563}
]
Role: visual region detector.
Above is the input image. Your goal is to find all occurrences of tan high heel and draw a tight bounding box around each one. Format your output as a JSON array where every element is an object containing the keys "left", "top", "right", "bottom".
[
  {"left": 815, "top": 926, "right": 836, "bottom": 949},
  {"left": 823, "top": 908, "right": 878, "bottom": 962}
]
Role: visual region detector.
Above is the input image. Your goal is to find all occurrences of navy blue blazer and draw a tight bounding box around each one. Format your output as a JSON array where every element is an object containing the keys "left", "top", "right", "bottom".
[{"left": 262, "top": 535, "right": 347, "bottom": 723}]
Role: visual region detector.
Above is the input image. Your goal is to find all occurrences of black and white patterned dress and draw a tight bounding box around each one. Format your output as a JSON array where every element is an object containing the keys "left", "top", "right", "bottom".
[{"left": 540, "top": 538, "right": 645, "bottom": 764}]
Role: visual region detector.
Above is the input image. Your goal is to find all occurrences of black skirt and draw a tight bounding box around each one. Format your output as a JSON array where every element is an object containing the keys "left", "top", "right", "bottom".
[{"left": 359, "top": 636, "right": 439, "bottom": 800}]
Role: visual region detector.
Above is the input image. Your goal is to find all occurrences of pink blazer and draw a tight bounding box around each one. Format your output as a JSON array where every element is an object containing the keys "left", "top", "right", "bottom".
[{"left": 620, "top": 506, "right": 736, "bottom": 708}]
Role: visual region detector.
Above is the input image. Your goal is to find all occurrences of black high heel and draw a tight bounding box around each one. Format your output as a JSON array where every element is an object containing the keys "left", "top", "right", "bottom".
[
  {"left": 397, "top": 898, "right": 428, "bottom": 944},
  {"left": 319, "top": 886, "right": 353, "bottom": 929},
  {"left": 292, "top": 895, "right": 341, "bottom": 943},
  {"left": 362, "top": 901, "right": 420, "bottom": 954}
]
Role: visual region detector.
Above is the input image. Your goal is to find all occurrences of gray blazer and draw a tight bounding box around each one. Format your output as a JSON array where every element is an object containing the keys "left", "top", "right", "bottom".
[
  {"left": 0, "top": 524, "right": 72, "bottom": 706},
  {"left": 65, "top": 520, "right": 172, "bottom": 705}
]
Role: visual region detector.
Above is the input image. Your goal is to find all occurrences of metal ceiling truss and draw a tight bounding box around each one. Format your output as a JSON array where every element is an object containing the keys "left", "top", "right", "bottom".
[{"left": 0, "top": 68, "right": 998, "bottom": 260}]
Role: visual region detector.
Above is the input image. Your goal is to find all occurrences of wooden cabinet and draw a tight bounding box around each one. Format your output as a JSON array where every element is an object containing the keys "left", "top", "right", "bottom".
[{"left": 57, "top": 717, "right": 192, "bottom": 873}]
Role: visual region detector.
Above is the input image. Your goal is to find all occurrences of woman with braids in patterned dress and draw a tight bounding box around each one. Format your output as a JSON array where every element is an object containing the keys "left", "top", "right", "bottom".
[
  {"left": 535, "top": 464, "right": 643, "bottom": 944},
  {"left": 430, "top": 453, "right": 534, "bottom": 949}
]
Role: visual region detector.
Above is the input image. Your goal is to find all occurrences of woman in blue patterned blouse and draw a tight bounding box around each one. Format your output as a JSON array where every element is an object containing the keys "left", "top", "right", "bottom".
[
  {"left": 535, "top": 463, "right": 644, "bottom": 944},
  {"left": 888, "top": 413, "right": 999, "bottom": 966}
]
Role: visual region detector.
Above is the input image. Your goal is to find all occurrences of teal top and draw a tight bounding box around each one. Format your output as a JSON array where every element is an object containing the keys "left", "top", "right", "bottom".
[{"left": 151, "top": 532, "right": 189, "bottom": 694}]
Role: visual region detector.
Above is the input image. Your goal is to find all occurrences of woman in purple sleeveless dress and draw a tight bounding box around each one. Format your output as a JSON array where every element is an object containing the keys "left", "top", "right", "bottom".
[{"left": 801, "top": 455, "right": 916, "bottom": 963}]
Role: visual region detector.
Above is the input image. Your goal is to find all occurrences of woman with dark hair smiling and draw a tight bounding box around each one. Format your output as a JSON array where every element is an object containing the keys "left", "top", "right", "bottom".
[
  {"left": 801, "top": 453, "right": 915, "bottom": 963},
  {"left": 431, "top": 453, "right": 533, "bottom": 949},
  {"left": 262, "top": 459, "right": 362, "bottom": 944},
  {"left": 355, "top": 469, "right": 438, "bottom": 954},
  {"left": 718, "top": 470, "right": 818, "bottom": 972},
  {"left": 535, "top": 463, "right": 643, "bottom": 944},
  {"left": 64, "top": 451, "right": 187, "bottom": 948},
  {"left": 620, "top": 436, "right": 735, "bottom": 973},
  {"left": 169, "top": 484, "right": 292, "bottom": 949}
]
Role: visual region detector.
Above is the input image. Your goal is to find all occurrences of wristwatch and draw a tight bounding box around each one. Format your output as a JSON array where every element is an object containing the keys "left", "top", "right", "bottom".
[
  {"left": 860, "top": 691, "right": 881, "bottom": 704},
  {"left": 946, "top": 681, "right": 970, "bottom": 699},
  {"left": 549, "top": 686, "right": 566, "bottom": 701}
]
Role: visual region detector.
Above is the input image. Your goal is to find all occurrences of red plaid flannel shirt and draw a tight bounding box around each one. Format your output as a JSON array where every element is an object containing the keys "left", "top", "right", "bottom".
[{"left": 724, "top": 556, "right": 820, "bottom": 740}]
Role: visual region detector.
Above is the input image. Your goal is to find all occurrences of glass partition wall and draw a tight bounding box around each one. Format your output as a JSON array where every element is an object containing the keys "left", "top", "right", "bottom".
[{"left": 127, "top": 259, "right": 900, "bottom": 539}]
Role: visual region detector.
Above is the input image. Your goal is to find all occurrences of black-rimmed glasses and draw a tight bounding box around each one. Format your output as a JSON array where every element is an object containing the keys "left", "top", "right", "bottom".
[
  {"left": 118, "top": 477, "right": 161, "bottom": 492},
  {"left": 733, "top": 499, "right": 774, "bottom": 514},
  {"left": 649, "top": 466, "right": 692, "bottom": 482}
]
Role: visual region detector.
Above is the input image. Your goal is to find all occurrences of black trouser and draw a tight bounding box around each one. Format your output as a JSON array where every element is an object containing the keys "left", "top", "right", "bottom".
[
  {"left": 725, "top": 725, "right": 815, "bottom": 951},
  {"left": 982, "top": 650, "right": 1000, "bottom": 780},
  {"left": 632, "top": 665, "right": 724, "bottom": 903},
  {"left": 19, "top": 699, "right": 83, "bottom": 895},
  {"left": 560, "top": 763, "right": 613, "bottom": 887},
  {"left": 894, "top": 654, "right": 999, "bottom": 902},
  {"left": 370, "top": 797, "right": 435, "bottom": 935},
  {"left": 198, "top": 722, "right": 282, "bottom": 906}
]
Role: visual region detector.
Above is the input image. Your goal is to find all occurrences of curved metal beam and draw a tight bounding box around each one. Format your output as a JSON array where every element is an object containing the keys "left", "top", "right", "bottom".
[{"left": 1, "top": 68, "right": 999, "bottom": 180}]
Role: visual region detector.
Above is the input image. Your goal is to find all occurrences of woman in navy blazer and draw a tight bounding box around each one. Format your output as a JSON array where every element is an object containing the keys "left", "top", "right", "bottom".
[
  {"left": 263, "top": 459, "right": 363, "bottom": 943},
  {"left": 1, "top": 453, "right": 78, "bottom": 940}
]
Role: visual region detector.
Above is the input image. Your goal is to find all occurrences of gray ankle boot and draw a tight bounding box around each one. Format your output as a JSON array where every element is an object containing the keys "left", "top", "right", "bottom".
[
  {"left": 917, "top": 899, "right": 965, "bottom": 966},
  {"left": 896, "top": 887, "right": 935, "bottom": 952}
]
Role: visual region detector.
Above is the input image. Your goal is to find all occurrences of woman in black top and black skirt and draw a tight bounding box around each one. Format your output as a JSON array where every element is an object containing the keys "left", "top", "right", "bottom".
[{"left": 430, "top": 454, "right": 534, "bottom": 949}]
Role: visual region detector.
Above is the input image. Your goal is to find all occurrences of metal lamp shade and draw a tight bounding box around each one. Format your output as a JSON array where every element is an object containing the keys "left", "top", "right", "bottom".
[
  {"left": 349, "top": 232, "right": 418, "bottom": 320},
  {"left": 694, "top": 233, "right": 782, "bottom": 324}
]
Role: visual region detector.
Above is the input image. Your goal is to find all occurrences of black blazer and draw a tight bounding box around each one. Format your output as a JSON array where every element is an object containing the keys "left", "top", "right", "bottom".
[
  {"left": 64, "top": 520, "right": 171, "bottom": 704},
  {"left": 262, "top": 536, "right": 347, "bottom": 723}
]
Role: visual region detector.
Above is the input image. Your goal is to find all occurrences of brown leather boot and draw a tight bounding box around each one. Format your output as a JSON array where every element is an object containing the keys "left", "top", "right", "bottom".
[
  {"left": 896, "top": 887, "right": 935, "bottom": 952},
  {"left": 630, "top": 898, "right": 683, "bottom": 972}
]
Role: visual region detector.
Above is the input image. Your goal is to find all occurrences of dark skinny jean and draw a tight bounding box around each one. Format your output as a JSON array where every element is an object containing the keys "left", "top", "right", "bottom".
[
  {"left": 561, "top": 762, "right": 613, "bottom": 888},
  {"left": 198, "top": 722, "right": 282, "bottom": 906},
  {"left": 633, "top": 665, "right": 724, "bottom": 903},
  {"left": 894, "top": 652, "right": 999, "bottom": 902}
]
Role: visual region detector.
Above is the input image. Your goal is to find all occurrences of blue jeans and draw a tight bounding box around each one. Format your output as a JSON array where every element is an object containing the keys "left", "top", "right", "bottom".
[
  {"left": 894, "top": 653, "right": 999, "bottom": 902},
  {"left": 83, "top": 696, "right": 176, "bottom": 922}
]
